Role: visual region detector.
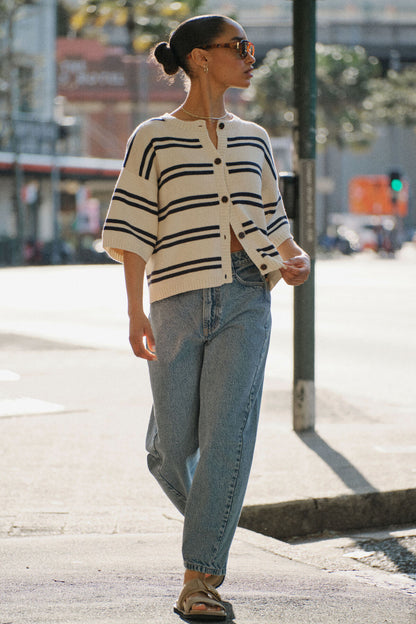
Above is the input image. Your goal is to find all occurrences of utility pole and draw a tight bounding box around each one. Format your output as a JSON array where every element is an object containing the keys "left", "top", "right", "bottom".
[{"left": 292, "top": 0, "right": 317, "bottom": 431}]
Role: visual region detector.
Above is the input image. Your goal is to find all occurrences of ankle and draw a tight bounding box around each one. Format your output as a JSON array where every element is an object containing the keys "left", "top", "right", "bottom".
[{"left": 184, "top": 569, "right": 205, "bottom": 584}]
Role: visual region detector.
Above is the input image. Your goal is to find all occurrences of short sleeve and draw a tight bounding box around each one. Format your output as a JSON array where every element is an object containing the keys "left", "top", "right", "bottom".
[
  {"left": 102, "top": 125, "right": 159, "bottom": 264},
  {"left": 261, "top": 130, "right": 292, "bottom": 249}
]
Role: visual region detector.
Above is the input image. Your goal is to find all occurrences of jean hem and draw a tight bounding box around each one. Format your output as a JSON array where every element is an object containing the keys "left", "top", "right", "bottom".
[{"left": 183, "top": 562, "right": 227, "bottom": 576}]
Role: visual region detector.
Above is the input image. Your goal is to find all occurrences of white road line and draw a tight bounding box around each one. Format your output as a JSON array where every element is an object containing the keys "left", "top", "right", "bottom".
[
  {"left": 0, "top": 397, "right": 65, "bottom": 418},
  {"left": 0, "top": 370, "right": 20, "bottom": 381}
]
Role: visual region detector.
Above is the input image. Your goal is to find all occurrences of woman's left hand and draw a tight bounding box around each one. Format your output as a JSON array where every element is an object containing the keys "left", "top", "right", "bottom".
[{"left": 280, "top": 253, "right": 310, "bottom": 286}]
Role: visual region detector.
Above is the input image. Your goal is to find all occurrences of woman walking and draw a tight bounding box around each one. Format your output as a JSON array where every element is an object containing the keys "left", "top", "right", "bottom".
[{"left": 103, "top": 14, "right": 310, "bottom": 620}]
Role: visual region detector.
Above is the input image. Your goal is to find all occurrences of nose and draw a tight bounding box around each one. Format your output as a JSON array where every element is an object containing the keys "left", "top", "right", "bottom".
[{"left": 245, "top": 50, "right": 255, "bottom": 64}]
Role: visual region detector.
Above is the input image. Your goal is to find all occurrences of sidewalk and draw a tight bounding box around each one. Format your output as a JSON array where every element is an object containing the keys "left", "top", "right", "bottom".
[
  {"left": 0, "top": 341, "right": 415, "bottom": 623},
  {"left": 0, "top": 254, "right": 415, "bottom": 622}
]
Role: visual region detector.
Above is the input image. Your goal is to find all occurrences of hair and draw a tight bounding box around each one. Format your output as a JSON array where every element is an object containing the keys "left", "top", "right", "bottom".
[{"left": 152, "top": 14, "right": 231, "bottom": 77}]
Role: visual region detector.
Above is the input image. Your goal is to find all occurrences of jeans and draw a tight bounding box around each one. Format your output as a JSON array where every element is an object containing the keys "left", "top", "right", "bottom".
[{"left": 146, "top": 250, "right": 272, "bottom": 575}]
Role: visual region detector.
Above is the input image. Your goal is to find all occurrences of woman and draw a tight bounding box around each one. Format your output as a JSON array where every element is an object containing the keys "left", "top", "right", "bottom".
[{"left": 102, "top": 14, "right": 310, "bottom": 621}]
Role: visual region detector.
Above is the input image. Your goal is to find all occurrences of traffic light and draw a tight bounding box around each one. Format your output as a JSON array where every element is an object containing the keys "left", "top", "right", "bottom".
[
  {"left": 279, "top": 172, "right": 298, "bottom": 220},
  {"left": 389, "top": 170, "right": 403, "bottom": 193}
]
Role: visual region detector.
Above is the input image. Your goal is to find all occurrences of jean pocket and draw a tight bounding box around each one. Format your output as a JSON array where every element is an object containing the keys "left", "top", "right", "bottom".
[{"left": 234, "top": 262, "right": 265, "bottom": 287}]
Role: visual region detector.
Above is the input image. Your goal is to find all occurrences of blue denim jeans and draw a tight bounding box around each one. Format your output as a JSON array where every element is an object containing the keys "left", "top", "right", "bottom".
[{"left": 146, "top": 250, "right": 271, "bottom": 576}]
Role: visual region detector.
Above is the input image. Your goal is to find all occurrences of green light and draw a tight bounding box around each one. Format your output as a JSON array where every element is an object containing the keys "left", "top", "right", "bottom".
[{"left": 391, "top": 179, "right": 403, "bottom": 192}]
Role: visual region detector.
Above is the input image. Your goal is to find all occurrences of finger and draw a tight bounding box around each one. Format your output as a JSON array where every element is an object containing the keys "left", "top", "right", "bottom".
[
  {"left": 145, "top": 324, "right": 156, "bottom": 353},
  {"left": 129, "top": 335, "right": 157, "bottom": 360}
]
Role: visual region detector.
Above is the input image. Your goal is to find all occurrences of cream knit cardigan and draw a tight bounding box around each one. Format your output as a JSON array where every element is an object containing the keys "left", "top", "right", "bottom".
[{"left": 102, "top": 113, "right": 292, "bottom": 303}]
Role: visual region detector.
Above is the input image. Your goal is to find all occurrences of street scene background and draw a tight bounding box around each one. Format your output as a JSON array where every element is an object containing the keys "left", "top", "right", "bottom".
[{"left": 1, "top": 1, "right": 416, "bottom": 622}]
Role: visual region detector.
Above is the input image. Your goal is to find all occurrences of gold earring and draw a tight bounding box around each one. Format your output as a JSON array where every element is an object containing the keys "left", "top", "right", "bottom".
[{"left": 203, "top": 65, "right": 208, "bottom": 73}]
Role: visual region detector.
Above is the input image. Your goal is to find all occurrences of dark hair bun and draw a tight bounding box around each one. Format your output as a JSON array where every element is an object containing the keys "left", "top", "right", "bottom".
[{"left": 153, "top": 42, "right": 179, "bottom": 75}]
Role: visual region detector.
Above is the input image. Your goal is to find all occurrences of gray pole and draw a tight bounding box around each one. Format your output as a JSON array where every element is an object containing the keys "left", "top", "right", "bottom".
[{"left": 292, "top": 0, "right": 316, "bottom": 431}]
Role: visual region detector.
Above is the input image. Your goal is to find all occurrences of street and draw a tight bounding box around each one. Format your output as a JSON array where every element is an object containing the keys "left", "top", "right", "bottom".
[
  {"left": 1, "top": 245, "right": 414, "bottom": 421},
  {"left": 0, "top": 246, "right": 415, "bottom": 623}
]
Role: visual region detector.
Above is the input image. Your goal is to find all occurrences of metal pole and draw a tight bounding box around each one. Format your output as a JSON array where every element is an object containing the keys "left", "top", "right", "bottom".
[{"left": 292, "top": 0, "right": 316, "bottom": 431}]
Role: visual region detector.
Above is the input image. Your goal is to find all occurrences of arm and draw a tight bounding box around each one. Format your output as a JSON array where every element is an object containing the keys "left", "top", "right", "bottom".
[
  {"left": 123, "top": 250, "right": 157, "bottom": 360},
  {"left": 277, "top": 238, "right": 311, "bottom": 287}
]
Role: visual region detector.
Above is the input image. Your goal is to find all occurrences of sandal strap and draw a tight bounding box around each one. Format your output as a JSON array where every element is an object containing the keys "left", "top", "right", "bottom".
[{"left": 177, "top": 578, "right": 223, "bottom": 612}]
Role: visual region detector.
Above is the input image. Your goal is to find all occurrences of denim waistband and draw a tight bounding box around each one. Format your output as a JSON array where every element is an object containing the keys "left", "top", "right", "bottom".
[{"left": 230, "top": 249, "right": 253, "bottom": 268}]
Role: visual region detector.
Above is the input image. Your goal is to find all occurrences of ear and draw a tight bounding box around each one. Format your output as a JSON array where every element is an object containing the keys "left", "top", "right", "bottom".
[{"left": 188, "top": 47, "right": 209, "bottom": 71}]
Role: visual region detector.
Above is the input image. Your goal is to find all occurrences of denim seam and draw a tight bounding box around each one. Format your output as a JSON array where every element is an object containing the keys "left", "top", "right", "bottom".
[
  {"left": 209, "top": 314, "right": 271, "bottom": 565},
  {"left": 147, "top": 450, "right": 188, "bottom": 511}
]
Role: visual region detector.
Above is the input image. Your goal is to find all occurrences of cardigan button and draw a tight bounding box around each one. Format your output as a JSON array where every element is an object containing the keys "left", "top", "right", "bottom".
[
  {"left": 218, "top": 122, "right": 225, "bottom": 129},
  {"left": 214, "top": 158, "right": 222, "bottom": 165},
  {"left": 238, "top": 232, "right": 245, "bottom": 239},
  {"left": 221, "top": 195, "right": 228, "bottom": 203},
  {"left": 261, "top": 264, "right": 267, "bottom": 270}
]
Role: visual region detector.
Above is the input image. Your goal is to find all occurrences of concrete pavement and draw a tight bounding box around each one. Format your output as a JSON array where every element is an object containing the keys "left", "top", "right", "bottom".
[{"left": 0, "top": 248, "right": 416, "bottom": 622}]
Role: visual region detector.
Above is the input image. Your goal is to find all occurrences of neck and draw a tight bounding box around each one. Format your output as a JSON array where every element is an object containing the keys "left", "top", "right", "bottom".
[
  {"left": 182, "top": 86, "right": 227, "bottom": 121},
  {"left": 181, "top": 108, "right": 228, "bottom": 121}
]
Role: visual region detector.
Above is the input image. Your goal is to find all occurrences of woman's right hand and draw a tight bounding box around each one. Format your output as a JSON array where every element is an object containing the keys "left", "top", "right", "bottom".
[{"left": 128, "top": 310, "right": 157, "bottom": 360}]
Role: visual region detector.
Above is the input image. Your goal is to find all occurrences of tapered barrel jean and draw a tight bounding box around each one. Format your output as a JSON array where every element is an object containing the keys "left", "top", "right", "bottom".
[{"left": 146, "top": 250, "right": 272, "bottom": 576}]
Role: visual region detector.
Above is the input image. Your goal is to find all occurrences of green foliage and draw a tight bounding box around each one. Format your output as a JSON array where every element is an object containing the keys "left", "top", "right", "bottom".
[
  {"left": 247, "top": 43, "right": 382, "bottom": 149},
  {"left": 69, "top": 0, "right": 205, "bottom": 52},
  {"left": 365, "top": 66, "right": 416, "bottom": 126}
]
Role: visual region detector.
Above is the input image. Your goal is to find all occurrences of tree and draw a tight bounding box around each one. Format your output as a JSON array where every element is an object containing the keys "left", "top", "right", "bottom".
[
  {"left": 246, "top": 44, "right": 381, "bottom": 149},
  {"left": 69, "top": 0, "right": 205, "bottom": 53},
  {"left": 364, "top": 65, "right": 416, "bottom": 127}
]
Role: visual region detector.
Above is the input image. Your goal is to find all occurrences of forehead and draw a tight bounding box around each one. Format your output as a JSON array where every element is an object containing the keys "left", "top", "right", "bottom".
[{"left": 218, "top": 19, "right": 247, "bottom": 42}]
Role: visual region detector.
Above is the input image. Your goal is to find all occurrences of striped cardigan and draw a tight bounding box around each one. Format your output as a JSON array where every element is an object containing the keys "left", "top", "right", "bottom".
[{"left": 102, "top": 113, "right": 292, "bottom": 303}]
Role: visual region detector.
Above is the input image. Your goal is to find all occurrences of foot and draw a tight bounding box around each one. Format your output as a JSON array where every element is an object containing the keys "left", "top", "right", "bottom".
[{"left": 182, "top": 571, "right": 224, "bottom": 615}]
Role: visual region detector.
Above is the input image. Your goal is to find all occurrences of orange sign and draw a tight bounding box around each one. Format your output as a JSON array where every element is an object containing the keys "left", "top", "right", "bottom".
[{"left": 349, "top": 175, "right": 408, "bottom": 217}]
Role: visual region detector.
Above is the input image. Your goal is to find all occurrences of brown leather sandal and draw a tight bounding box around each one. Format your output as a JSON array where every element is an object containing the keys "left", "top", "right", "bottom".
[
  {"left": 205, "top": 574, "right": 225, "bottom": 589},
  {"left": 174, "top": 578, "right": 226, "bottom": 621}
]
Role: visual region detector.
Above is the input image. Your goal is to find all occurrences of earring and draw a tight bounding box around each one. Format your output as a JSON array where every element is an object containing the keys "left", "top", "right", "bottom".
[{"left": 203, "top": 65, "right": 208, "bottom": 73}]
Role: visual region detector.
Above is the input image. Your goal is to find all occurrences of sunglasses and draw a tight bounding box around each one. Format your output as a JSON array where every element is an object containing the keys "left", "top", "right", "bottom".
[{"left": 202, "top": 39, "right": 255, "bottom": 59}]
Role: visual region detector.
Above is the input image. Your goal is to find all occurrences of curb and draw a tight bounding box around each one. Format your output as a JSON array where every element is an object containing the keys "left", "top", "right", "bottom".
[{"left": 239, "top": 488, "right": 416, "bottom": 540}]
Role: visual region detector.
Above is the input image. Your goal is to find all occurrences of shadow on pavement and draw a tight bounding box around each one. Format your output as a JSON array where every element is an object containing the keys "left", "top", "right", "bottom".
[
  {"left": 297, "top": 431, "right": 416, "bottom": 579},
  {"left": 174, "top": 601, "right": 236, "bottom": 622},
  {"left": 296, "top": 430, "right": 376, "bottom": 492}
]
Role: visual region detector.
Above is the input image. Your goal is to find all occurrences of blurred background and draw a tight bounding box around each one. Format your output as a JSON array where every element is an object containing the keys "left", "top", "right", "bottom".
[{"left": 0, "top": 0, "right": 415, "bottom": 266}]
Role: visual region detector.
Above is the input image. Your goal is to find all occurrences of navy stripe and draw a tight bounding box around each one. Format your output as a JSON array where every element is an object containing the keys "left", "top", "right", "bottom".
[
  {"left": 226, "top": 161, "right": 262, "bottom": 177},
  {"left": 159, "top": 194, "right": 219, "bottom": 222},
  {"left": 104, "top": 218, "right": 157, "bottom": 242},
  {"left": 139, "top": 137, "right": 202, "bottom": 179},
  {"left": 257, "top": 245, "right": 280, "bottom": 258},
  {"left": 268, "top": 215, "right": 289, "bottom": 235},
  {"left": 159, "top": 168, "right": 214, "bottom": 190},
  {"left": 228, "top": 167, "right": 262, "bottom": 177},
  {"left": 113, "top": 188, "right": 157, "bottom": 207},
  {"left": 154, "top": 226, "right": 220, "bottom": 253},
  {"left": 231, "top": 198, "right": 263, "bottom": 209},
  {"left": 147, "top": 257, "right": 222, "bottom": 284},
  {"left": 154, "top": 232, "right": 221, "bottom": 254},
  {"left": 149, "top": 264, "right": 223, "bottom": 285},
  {"left": 112, "top": 193, "right": 159, "bottom": 216},
  {"left": 230, "top": 192, "right": 262, "bottom": 200},
  {"left": 230, "top": 192, "right": 263, "bottom": 209},
  {"left": 227, "top": 136, "right": 276, "bottom": 180},
  {"left": 123, "top": 128, "right": 140, "bottom": 167},
  {"left": 159, "top": 162, "right": 213, "bottom": 180},
  {"left": 155, "top": 225, "right": 220, "bottom": 246},
  {"left": 103, "top": 225, "right": 156, "bottom": 249},
  {"left": 113, "top": 188, "right": 158, "bottom": 210}
]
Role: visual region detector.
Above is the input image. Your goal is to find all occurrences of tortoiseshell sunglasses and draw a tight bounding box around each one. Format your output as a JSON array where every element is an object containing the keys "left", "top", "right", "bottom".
[{"left": 202, "top": 39, "right": 255, "bottom": 59}]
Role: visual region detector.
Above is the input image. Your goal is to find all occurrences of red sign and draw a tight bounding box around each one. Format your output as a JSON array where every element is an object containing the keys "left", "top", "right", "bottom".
[{"left": 349, "top": 175, "right": 408, "bottom": 217}]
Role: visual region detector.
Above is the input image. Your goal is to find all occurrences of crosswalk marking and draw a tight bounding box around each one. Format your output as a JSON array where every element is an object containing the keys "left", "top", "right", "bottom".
[
  {"left": 0, "top": 369, "right": 20, "bottom": 381},
  {"left": 0, "top": 397, "right": 65, "bottom": 418}
]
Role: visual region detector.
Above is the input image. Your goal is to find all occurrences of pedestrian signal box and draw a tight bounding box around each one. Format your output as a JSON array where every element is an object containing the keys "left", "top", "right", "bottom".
[
  {"left": 349, "top": 175, "right": 408, "bottom": 217},
  {"left": 389, "top": 170, "right": 403, "bottom": 193}
]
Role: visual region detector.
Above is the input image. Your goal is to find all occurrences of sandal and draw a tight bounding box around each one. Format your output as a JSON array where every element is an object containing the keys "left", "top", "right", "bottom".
[
  {"left": 174, "top": 578, "right": 226, "bottom": 621},
  {"left": 205, "top": 574, "right": 225, "bottom": 589}
]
